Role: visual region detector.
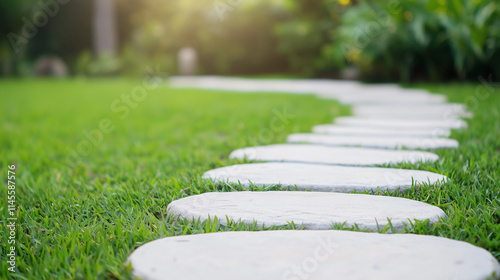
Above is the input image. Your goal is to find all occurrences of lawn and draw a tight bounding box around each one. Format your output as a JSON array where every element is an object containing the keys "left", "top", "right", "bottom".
[{"left": 0, "top": 79, "right": 499, "bottom": 279}]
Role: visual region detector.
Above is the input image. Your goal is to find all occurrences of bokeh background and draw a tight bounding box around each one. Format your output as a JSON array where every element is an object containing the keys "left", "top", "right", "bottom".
[{"left": 1, "top": 0, "right": 499, "bottom": 82}]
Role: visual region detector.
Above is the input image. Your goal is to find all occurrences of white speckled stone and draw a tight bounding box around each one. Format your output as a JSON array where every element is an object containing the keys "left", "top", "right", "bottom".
[
  {"left": 229, "top": 144, "right": 439, "bottom": 166},
  {"left": 202, "top": 163, "right": 447, "bottom": 192},
  {"left": 287, "top": 133, "right": 459, "bottom": 150},
  {"left": 312, "top": 125, "right": 451, "bottom": 138},
  {"left": 128, "top": 230, "right": 500, "bottom": 280},
  {"left": 167, "top": 191, "right": 445, "bottom": 231},
  {"left": 334, "top": 116, "right": 467, "bottom": 129}
]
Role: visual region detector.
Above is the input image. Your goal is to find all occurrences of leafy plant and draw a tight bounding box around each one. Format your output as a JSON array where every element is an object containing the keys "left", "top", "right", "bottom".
[{"left": 326, "top": 0, "right": 500, "bottom": 82}]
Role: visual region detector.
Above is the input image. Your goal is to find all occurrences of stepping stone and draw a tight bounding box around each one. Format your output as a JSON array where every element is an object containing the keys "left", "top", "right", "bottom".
[
  {"left": 167, "top": 191, "right": 445, "bottom": 231},
  {"left": 334, "top": 116, "right": 467, "bottom": 129},
  {"left": 354, "top": 103, "right": 468, "bottom": 111},
  {"left": 170, "top": 77, "right": 360, "bottom": 95},
  {"left": 230, "top": 144, "right": 439, "bottom": 166},
  {"left": 287, "top": 133, "right": 459, "bottom": 149},
  {"left": 170, "top": 77, "right": 449, "bottom": 104},
  {"left": 203, "top": 163, "right": 447, "bottom": 192},
  {"left": 318, "top": 92, "right": 447, "bottom": 104},
  {"left": 128, "top": 230, "right": 500, "bottom": 280},
  {"left": 312, "top": 125, "right": 451, "bottom": 138},
  {"left": 352, "top": 104, "right": 471, "bottom": 119}
]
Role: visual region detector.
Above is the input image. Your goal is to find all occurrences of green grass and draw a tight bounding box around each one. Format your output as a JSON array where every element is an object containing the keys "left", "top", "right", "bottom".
[{"left": 0, "top": 79, "right": 499, "bottom": 279}]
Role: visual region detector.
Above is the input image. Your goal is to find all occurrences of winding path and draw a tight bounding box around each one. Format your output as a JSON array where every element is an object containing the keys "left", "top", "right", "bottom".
[{"left": 127, "top": 77, "right": 500, "bottom": 280}]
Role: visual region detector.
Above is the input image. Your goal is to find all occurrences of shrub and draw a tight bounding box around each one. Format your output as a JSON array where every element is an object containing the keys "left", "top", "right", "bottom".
[{"left": 325, "top": 0, "right": 500, "bottom": 82}]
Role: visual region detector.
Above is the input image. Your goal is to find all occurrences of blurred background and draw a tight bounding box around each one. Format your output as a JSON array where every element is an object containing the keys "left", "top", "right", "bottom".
[{"left": 0, "top": 0, "right": 499, "bottom": 82}]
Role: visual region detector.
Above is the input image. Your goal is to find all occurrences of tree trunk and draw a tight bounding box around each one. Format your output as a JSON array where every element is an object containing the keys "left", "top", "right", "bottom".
[{"left": 92, "top": 0, "right": 118, "bottom": 57}]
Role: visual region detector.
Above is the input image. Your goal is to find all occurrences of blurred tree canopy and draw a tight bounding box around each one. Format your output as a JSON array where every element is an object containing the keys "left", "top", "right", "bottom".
[
  {"left": 0, "top": 0, "right": 92, "bottom": 75},
  {"left": 1, "top": 0, "right": 499, "bottom": 81}
]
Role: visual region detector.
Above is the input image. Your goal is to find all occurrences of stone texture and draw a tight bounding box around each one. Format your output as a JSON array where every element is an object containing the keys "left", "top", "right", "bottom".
[
  {"left": 128, "top": 230, "right": 500, "bottom": 280},
  {"left": 229, "top": 144, "right": 439, "bottom": 166},
  {"left": 334, "top": 116, "right": 467, "bottom": 129},
  {"left": 312, "top": 125, "right": 451, "bottom": 138},
  {"left": 287, "top": 133, "right": 459, "bottom": 150},
  {"left": 167, "top": 191, "right": 446, "bottom": 231},
  {"left": 202, "top": 163, "right": 447, "bottom": 192}
]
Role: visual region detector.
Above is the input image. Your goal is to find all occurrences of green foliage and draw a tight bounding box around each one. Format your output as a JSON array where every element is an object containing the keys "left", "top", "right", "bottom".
[
  {"left": 327, "top": 0, "right": 500, "bottom": 82},
  {"left": 0, "top": 0, "right": 93, "bottom": 76},
  {"left": 0, "top": 0, "right": 337, "bottom": 77},
  {"left": 114, "top": 0, "right": 292, "bottom": 76},
  {"left": 2, "top": 0, "right": 500, "bottom": 80},
  {"left": 76, "top": 52, "right": 123, "bottom": 77},
  {"left": 274, "top": 0, "right": 339, "bottom": 76}
]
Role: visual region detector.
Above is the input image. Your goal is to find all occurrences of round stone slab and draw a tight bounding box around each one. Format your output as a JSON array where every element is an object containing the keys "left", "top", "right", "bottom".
[
  {"left": 312, "top": 125, "right": 451, "bottom": 138},
  {"left": 128, "top": 230, "right": 500, "bottom": 280},
  {"left": 167, "top": 191, "right": 446, "bottom": 231},
  {"left": 202, "top": 163, "right": 447, "bottom": 192},
  {"left": 334, "top": 116, "right": 467, "bottom": 129},
  {"left": 287, "top": 133, "right": 459, "bottom": 149},
  {"left": 229, "top": 144, "right": 439, "bottom": 166}
]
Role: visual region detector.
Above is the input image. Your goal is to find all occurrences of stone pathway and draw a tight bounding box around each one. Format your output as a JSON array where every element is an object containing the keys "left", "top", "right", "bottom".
[
  {"left": 127, "top": 77, "right": 499, "bottom": 279},
  {"left": 312, "top": 125, "right": 451, "bottom": 137},
  {"left": 318, "top": 92, "right": 448, "bottom": 104},
  {"left": 333, "top": 116, "right": 468, "bottom": 129},
  {"left": 167, "top": 191, "right": 445, "bottom": 231},
  {"left": 287, "top": 133, "right": 459, "bottom": 149},
  {"left": 203, "top": 162, "right": 447, "bottom": 192},
  {"left": 128, "top": 231, "right": 500, "bottom": 280},
  {"left": 352, "top": 104, "right": 471, "bottom": 119},
  {"left": 230, "top": 144, "right": 439, "bottom": 165}
]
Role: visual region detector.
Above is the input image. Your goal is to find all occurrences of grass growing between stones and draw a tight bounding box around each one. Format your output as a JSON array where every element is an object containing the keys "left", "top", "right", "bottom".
[
  {"left": 385, "top": 83, "right": 500, "bottom": 258},
  {"left": 0, "top": 79, "right": 499, "bottom": 279}
]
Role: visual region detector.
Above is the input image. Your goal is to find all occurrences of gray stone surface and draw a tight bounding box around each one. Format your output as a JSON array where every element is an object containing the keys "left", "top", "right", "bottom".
[
  {"left": 334, "top": 116, "right": 467, "bottom": 129},
  {"left": 167, "top": 191, "right": 446, "bottom": 231},
  {"left": 229, "top": 144, "right": 439, "bottom": 166},
  {"left": 202, "top": 163, "right": 447, "bottom": 192},
  {"left": 128, "top": 230, "right": 500, "bottom": 280},
  {"left": 312, "top": 125, "right": 451, "bottom": 138},
  {"left": 287, "top": 133, "right": 459, "bottom": 149}
]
